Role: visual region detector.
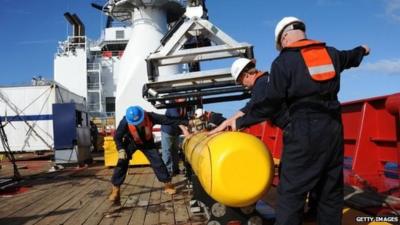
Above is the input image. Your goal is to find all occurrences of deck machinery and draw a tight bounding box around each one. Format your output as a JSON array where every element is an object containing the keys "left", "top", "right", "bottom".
[
  {"left": 100, "top": 0, "right": 260, "bottom": 224},
  {"left": 141, "top": 2, "right": 265, "bottom": 224},
  {"left": 143, "top": 3, "right": 253, "bottom": 108}
]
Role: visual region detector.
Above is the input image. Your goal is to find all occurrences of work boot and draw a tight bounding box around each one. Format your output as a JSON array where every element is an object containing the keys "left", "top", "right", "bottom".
[
  {"left": 164, "top": 182, "right": 176, "bottom": 195},
  {"left": 108, "top": 185, "right": 121, "bottom": 205}
]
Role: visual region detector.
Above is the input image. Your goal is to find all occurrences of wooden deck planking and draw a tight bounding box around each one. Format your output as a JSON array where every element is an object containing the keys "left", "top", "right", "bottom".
[
  {"left": 111, "top": 168, "right": 146, "bottom": 225},
  {"left": 0, "top": 171, "right": 89, "bottom": 212},
  {"left": 172, "top": 175, "right": 192, "bottom": 225},
  {"left": 0, "top": 188, "right": 48, "bottom": 217},
  {"left": 34, "top": 168, "right": 112, "bottom": 225},
  {"left": 159, "top": 184, "right": 175, "bottom": 225},
  {"left": 34, "top": 179, "right": 98, "bottom": 225},
  {"left": 1, "top": 162, "right": 388, "bottom": 225},
  {"left": 76, "top": 169, "right": 137, "bottom": 225},
  {"left": 143, "top": 178, "right": 162, "bottom": 225},
  {"left": 98, "top": 167, "right": 143, "bottom": 225},
  {"left": 0, "top": 159, "right": 203, "bottom": 225},
  {"left": 3, "top": 175, "right": 94, "bottom": 225},
  {"left": 128, "top": 171, "right": 156, "bottom": 225}
]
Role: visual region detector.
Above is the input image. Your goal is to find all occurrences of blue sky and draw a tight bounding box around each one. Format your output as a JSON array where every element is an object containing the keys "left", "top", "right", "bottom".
[{"left": 1, "top": 0, "right": 399, "bottom": 116}]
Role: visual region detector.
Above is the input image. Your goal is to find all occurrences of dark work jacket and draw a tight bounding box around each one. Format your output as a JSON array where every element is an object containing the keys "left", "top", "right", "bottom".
[
  {"left": 207, "top": 111, "right": 226, "bottom": 127},
  {"left": 237, "top": 43, "right": 366, "bottom": 125},
  {"left": 239, "top": 73, "right": 269, "bottom": 114},
  {"left": 114, "top": 112, "right": 188, "bottom": 151},
  {"left": 161, "top": 108, "right": 183, "bottom": 136},
  {"left": 237, "top": 73, "right": 289, "bottom": 129}
]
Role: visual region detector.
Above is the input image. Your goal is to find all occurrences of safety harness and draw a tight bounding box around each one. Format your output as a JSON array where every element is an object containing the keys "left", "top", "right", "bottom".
[
  {"left": 287, "top": 39, "right": 336, "bottom": 81},
  {"left": 128, "top": 114, "right": 153, "bottom": 145}
]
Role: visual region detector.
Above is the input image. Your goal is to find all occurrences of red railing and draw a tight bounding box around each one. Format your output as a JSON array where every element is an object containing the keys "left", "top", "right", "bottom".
[
  {"left": 102, "top": 51, "right": 124, "bottom": 58},
  {"left": 342, "top": 93, "right": 400, "bottom": 196},
  {"left": 245, "top": 93, "right": 400, "bottom": 200}
]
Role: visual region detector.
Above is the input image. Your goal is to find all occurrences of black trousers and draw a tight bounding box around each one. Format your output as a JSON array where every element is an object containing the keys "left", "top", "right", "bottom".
[
  {"left": 275, "top": 112, "right": 344, "bottom": 225},
  {"left": 111, "top": 145, "right": 171, "bottom": 186}
]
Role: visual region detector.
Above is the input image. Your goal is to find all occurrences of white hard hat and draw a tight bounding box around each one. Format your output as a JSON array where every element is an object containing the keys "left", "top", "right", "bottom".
[
  {"left": 274, "top": 16, "right": 305, "bottom": 51},
  {"left": 231, "top": 58, "right": 253, "bottom": 83},
  {"left": 194, "top": 108, "right": 204, "bottom": 118}
]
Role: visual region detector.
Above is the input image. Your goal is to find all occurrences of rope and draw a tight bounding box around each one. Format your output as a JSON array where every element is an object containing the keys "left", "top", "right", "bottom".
[{"left": 0, "top": 118, "right": 21, "bottom": 180}]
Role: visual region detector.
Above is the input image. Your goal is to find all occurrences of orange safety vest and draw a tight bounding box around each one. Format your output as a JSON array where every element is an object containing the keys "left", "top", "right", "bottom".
[
  {"left": 287, "top": 40, "right": 336, "bottom": 81},
  {"left": 127, "top": 114, "right": 153, "bottom": 145}
]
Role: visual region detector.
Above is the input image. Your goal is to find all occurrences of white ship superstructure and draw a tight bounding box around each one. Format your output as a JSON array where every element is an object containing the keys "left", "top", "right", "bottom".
[
  {"left": 54, "top": 1, "right": 185, "bottom": 124},
  {"left": 54, "top": 12, "right": 132, "bottom": 118},
  {"left": 102, "top": 0, "right": 185, "bottom": 122}
]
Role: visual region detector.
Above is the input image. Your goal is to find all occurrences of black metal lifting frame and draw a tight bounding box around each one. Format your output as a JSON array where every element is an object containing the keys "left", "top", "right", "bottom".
[{"left": 143, "top": 6, "right": 254, "bottom": 109}]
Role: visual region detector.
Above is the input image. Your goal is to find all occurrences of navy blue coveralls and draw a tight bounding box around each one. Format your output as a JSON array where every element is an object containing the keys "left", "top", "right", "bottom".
[
  {"left": 237, "top": 73, "right": 289, "bottom": 129},
  {"left": 111, "top": 113, "right": 188, "bottom": 186},
  {"left": 237, "top": 43, "right": 367, "bottom": 225}
]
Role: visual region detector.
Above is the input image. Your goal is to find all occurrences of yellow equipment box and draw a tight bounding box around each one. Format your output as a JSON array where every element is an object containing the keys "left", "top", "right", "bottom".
[{"left": 103, "top": 136, "right": 150, "bottom": 167}]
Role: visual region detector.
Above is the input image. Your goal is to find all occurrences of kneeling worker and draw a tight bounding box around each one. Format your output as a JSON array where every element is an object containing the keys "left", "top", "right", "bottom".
[{"left": 109, "top": 105, "right": 189, "bottom": 205}]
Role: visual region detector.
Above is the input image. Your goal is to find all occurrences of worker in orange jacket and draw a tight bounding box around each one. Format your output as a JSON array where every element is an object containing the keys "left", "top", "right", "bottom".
[
  {"left": 211, "top": 17, "right": 370, "bottom": 225},
  {"left": 109, "top": 105, "right": 189, "bottom": 205}
]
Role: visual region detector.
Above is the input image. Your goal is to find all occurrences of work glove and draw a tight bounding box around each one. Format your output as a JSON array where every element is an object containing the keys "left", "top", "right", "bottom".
[{"left": 118, "top": 149, "right": 127, "bottom": 160}]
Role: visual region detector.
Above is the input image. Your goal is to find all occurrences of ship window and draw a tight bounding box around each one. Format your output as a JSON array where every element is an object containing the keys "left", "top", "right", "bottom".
[
  {"left": 106, "top": 97, "right": 115, "bottom": 113},
  {"left": 116, "top": 30, "right": 124, "bottom": 39}
]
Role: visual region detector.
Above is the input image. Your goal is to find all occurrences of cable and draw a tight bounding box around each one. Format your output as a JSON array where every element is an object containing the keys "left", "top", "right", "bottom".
[
  {"left": 0, "top": 90, "right": 52, "bottom": 150},
  {"left": 2, "top": 85, "right": 51, "bottom": 128},
  {"left": 21, "top": 85, "right": 54, "bottom": 151},
  {"left": 0, "top": 117, "right": 21, "bottom": 180}
]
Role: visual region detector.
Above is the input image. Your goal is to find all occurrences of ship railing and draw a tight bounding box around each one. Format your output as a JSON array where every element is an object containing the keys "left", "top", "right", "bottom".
[{"left": 56, "top": 36, "right": 87, "bottom": 55}]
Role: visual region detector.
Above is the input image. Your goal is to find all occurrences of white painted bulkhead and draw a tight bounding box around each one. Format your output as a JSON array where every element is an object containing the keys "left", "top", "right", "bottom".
[
  {"left": 54, "top": 48, "right": 88, "bottom": 99},
  {"left": 0, "top": 85, "right": 85, "bottom": 152}
]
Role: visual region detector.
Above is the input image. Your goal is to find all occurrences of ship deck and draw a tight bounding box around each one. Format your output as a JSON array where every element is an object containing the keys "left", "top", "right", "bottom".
[
  {"left": 0, "top": 153, "right": 397, "bottom": 225},
  {"left": 0, "top": 160, "right": 203, "bottom": 225}
]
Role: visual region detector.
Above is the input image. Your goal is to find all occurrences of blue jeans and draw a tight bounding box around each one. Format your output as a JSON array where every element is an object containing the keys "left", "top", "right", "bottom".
[{"left": 161, "top": 132, "right": 180, "bottom": 175}]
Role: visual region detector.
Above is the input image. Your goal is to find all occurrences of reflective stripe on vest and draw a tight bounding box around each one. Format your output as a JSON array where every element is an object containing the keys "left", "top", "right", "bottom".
[
  {"left": 287, "top": 40, "right": 336, "bottom": 81},
  {"left": 127, "top": 114, "right": 153, "bottom": 145}
]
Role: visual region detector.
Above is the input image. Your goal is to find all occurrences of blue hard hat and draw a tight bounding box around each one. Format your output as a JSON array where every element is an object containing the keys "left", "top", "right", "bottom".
[{"left": 125, "top": 106, "right": 145, "bottom": 125}]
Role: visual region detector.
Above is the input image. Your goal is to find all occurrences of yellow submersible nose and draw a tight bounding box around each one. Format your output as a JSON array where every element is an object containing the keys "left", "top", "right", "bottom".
[{"left": 183, "top": 131, "right": 274, "bottom": 207}]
